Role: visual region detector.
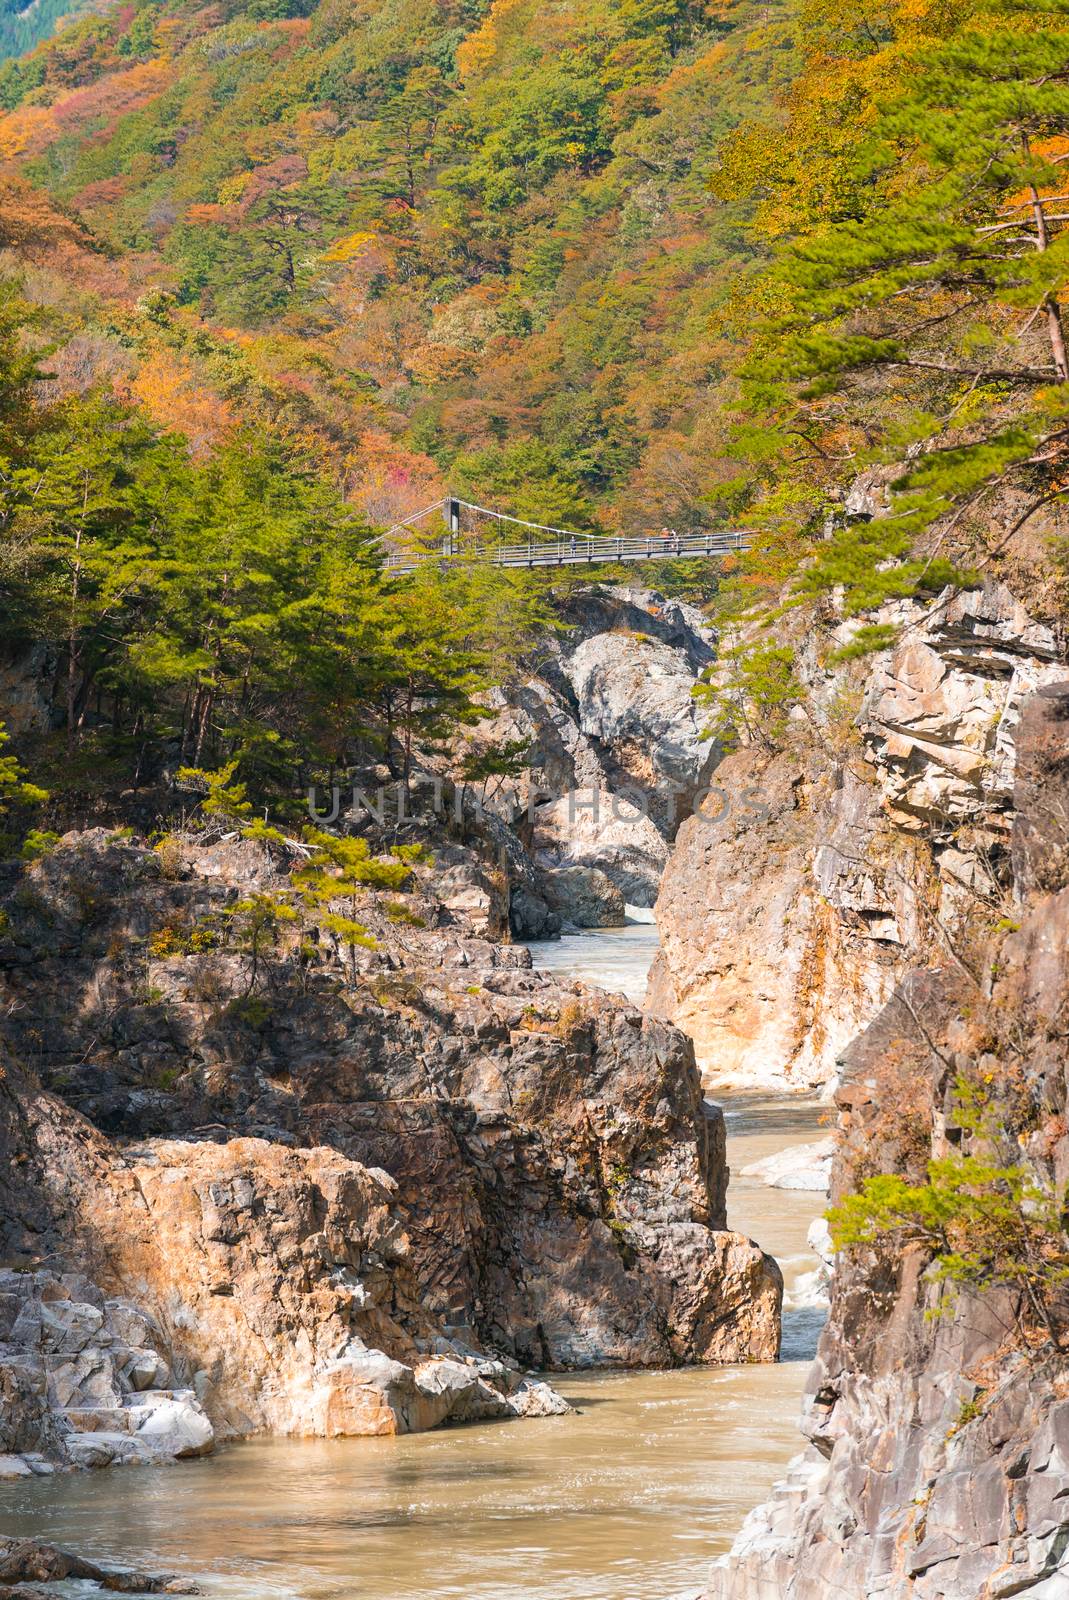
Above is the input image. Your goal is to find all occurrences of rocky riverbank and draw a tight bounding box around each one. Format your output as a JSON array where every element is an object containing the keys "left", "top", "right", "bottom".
[
  {"left": 649, "top": 581, "right": 1066, "bottom": 1089},
  {"left": 0, "top": 817, "right": 780, "bottom": 1478},
  {"left": 0, "top": 1095, "right": 825, "bottom": 1600},
  {"left": 695, "top": 632, "right": 1069, "bottom": 1593},
  {"left": 0, "top": 1535, "right": 199, "bottom": 1595}
]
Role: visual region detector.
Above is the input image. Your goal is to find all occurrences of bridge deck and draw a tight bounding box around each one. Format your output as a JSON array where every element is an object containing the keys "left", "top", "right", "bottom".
[{"left": 383, "top": 530, "right": 749, "bottom": 573}]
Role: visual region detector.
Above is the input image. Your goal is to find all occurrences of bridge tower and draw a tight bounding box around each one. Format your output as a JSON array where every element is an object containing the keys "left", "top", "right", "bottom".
[{"left": 443, "top": 497, "right": 461, "bottom": 556}]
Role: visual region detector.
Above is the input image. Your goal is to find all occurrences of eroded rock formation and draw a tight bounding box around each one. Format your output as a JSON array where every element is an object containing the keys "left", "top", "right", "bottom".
[
  {"left": 704, "top": 679, "right": 1069, "bottom": 1596},
  {"left": 649, "top": 581, "right": 1066, "bottom": 1088},
  {"left": 467, "top": 583, "right": 717, "bottom": 917},
  {"left": 0, "top": 825, "right": 780, "bottom": 1474}
]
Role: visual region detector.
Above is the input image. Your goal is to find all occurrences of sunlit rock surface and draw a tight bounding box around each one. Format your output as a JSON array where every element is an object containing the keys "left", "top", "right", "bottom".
[
  {"left": 650, "top": 582, "right": 1065, "bottom": 1090},
  {"left": 0, "top": 826, "right": 780, "bottom": 1473},
  {"left": 705, "top": 680, "right": 1069, "bottom": 1598}
]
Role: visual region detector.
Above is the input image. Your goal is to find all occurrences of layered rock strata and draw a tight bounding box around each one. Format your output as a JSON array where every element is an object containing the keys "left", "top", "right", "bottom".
[
  {"left": 704, "top": 680, "right": 1069, "bottom": 1597},
  {"left": 0, "top": 826, "right": 780, "bottom": 1473},
  {"left": 649, "top": 581, "right": 1065, "bottom": 1088}
]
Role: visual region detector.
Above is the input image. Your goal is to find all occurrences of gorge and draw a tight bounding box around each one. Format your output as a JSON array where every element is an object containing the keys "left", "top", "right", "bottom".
[
  {"left": 2, "top": 564, "right": 1065, "bottom": 1599},
  {"left": 1, "top": 0, "right": 1069, "bottom": 1588}
]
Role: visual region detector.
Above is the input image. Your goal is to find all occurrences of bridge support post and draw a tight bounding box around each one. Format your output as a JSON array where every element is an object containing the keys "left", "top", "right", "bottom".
[{"left": 442, "top": 497, "right": 461, "bottom": 558}]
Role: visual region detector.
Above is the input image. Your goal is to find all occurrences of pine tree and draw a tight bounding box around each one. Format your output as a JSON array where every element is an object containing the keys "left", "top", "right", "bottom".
[
  {"left": 0, "top": 722, "right": 47, "bottom": 816},
  {"left": 739, "top": 0, "right": 1069, "bottom": 615},
  {"left": 8, "top": 395, "right": 175, "bottom": 754},
  {"left": 292, "top": 829, "right": 426, "bottom": 981},
  {"left": 372, "top": 561, "right": 555, "bottom": 782}
]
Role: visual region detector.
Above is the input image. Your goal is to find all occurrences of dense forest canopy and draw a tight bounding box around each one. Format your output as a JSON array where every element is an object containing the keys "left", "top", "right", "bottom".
[
  {"left": 0, "top": 0, "right": 99, "bottom": 62},
  {"left": 0, "top": 0, "right": 797, "bottom": 538},
  {"left": 0, "top": 0, "right": 1066, "bottom": 822}
]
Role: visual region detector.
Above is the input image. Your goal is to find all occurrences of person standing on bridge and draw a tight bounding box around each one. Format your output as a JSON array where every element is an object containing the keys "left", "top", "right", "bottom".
[{"left": 570, "top": 534, "right": 577, "bottom": 554}]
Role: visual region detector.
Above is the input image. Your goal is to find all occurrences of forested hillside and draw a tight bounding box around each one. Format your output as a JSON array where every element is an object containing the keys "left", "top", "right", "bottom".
[
  {"left": 0, "top": 0, "right": 99, "bottom": 63},
  {"left": 0, "top": 0, "right": 801, "bottom": 536},
  {"left": 0, "top": 0, "right": 1067, "bottom": 821}
]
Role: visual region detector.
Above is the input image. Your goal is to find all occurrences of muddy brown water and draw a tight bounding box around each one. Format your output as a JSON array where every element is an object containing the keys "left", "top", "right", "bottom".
[{"left": 0, "top": 922, "right": 826, "bottom": 1600}]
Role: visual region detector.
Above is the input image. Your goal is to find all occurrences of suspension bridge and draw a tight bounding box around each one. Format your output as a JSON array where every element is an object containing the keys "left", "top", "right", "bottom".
[{"left": 378, "top": 498, "right": 751, "bottom": 572}]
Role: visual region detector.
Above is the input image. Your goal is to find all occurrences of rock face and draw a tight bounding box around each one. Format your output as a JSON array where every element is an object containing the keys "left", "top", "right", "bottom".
[
  {"left": 0, "top": 1065, "right": 569, "bottom": 1469},
  {"left": 539, "top": 863, "right": 626, "bottom": 927},
  {"left": 1012, "top": 682, "right": 1069, "bottom": 896},
  {"left": 561, "top": 629, "right": 717, "bottom": 827},
  {"left": 532, "top": 789, "right": 670, "bottom": 906},
  {"left": 0, "top": 1534, "right": 199, "bottom": 1594},
  {"left": 649, "top": 581, "right": 1066, "bottom": 1087},
  {"left": 0, "top": 825, "right": 780, "bottom": 1471},
  {"left": 858, "top": 584, "right": 1062, "bottom": 832},
  {"left": 648, "top": 748, "right": 909, "bottom": 1086},
  {"left": 466, "top": 583, "right": 718, "bottom": 921},
  {"left": 704, "top": 681, "right": 1069, "bottom": 1598},
  {"left": 0, "top": 1261, "right": 213, "bottom": 1473}
]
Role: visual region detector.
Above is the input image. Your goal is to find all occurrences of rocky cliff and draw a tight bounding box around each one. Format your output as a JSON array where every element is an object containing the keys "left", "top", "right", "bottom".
[
  {"left": 0, "top": 824, "right": 780, "bottom": 1477},
  {"left": 702, "top": 670, "right": 1069, "bottom": 1596},
  {"left": 467, "top": 582, "right": 718, "bottom": 922},
  {"left": 649, "top": 582, "right": 1066, "bottom": 1088}
]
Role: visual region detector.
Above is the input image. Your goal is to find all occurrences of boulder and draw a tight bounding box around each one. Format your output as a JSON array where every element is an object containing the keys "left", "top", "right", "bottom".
[
  {"left": 429, "top": 843, "right": 508, "bottom": 938},
  {"left": 533, "top": 791, "right": 669, "bottom": 906},
  {"left": 506, "top": 1376, "right": 572, "bottom": 1417},
  {"left": 309, "top": 1348, "right": 568, "bottom": 1436},
  {"left": 740, "top": 1138, "right": 834, "bottom": 1192},
  {"left": 132, "top": 1396, "right": 214, "bottom": 1458},
  {"left": 122, "top": 1348, "right": 168, "bottom": 1392},
  {"left": 0, "top": 1263, "right": 214, "bottom": 1471},
  {"left": 0, "top": 1535, "right": 199, "bottom": 1593},
  {"left": 539, "top": 865, "right": 626, "bottom": 927}
]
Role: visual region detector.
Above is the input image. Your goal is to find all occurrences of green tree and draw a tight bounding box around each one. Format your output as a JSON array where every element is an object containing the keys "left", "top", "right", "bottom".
[
  {"left": 292, "top": 828, "right": 425, "bottom": 980},
  {"left": 0, "top": 722, "right": 47, "bottom": 816},
  {"left": 372, "top": 560, "right": 555, "bottom": 780},
  {"left": 7, "top": 396, "right": 176, "bottom": 755},
  {"left": 830, "top": 1078, "right": 1069, "bottom": 1349},
  {"left": 222, "top": 890, "right": 299, "bottom": 994},
  {"left": 737, "top": 0, "right": 1069, "bottom": 619}
]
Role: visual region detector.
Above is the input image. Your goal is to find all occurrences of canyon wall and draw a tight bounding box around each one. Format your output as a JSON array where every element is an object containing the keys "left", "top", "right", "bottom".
[
  {"left": 649, "top": 583, "right": 1065, "bottom": 1088},
  {"left": 0, "top": 818, "right": 779, "bottom": 1478},
  {"left": 701, "top": 664, "right": 1069, "bottom": 1595}
]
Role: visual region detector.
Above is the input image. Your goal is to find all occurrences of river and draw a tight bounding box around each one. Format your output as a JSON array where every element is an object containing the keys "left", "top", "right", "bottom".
[{"left": 0, "top": 922, "right": 826, "bottom": 1600}]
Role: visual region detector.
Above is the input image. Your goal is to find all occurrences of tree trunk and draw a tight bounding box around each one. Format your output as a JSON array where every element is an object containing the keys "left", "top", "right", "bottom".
[
  {"left": 1021, "top": 130, "right": 1069, "bottom": 382},
  {"left": 1044, "top": 297, "right": 1069, "bottom": 384},
  {"left": 67, "top": 525, "right": 82, "bottom": 758},
  {"left": 402, "top": 679, "right": 414, "bottom": 784},
  {"left": 193, "top": 689, "right": 213, "bottom": 764}
]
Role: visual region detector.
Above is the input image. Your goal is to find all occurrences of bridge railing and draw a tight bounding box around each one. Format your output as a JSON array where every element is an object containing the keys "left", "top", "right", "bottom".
[{"left": 382, "top": 528, "right": 749, "bottom": 573}]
